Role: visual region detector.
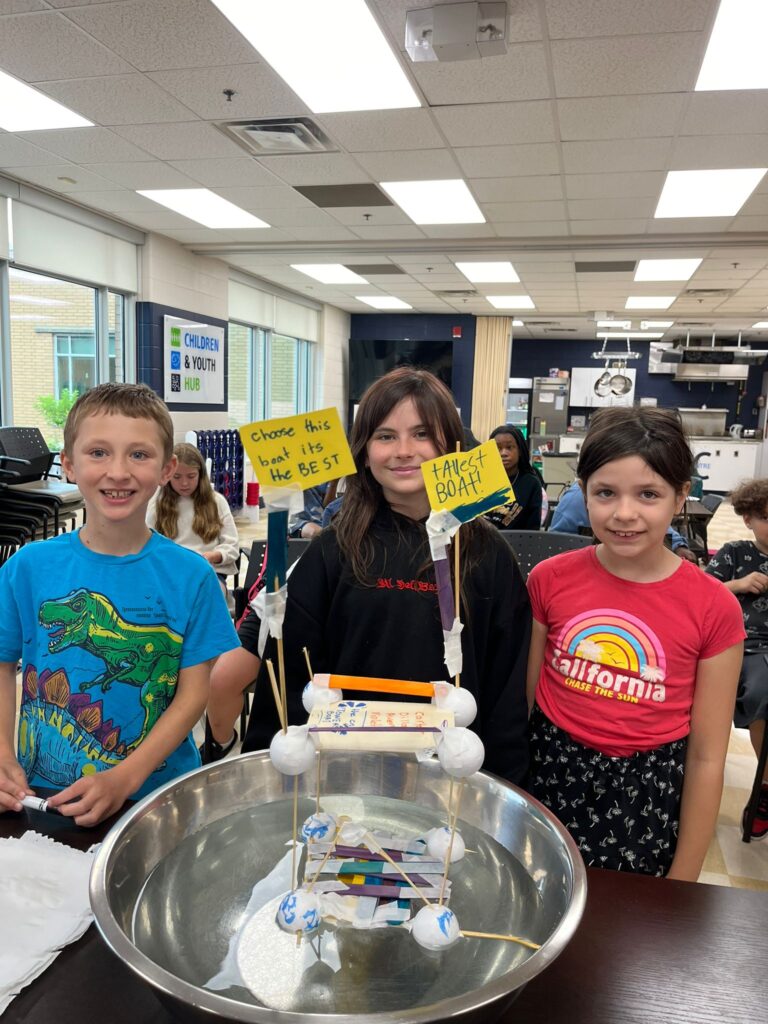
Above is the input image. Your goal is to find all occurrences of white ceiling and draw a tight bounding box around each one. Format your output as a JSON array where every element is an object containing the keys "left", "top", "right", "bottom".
[{"left": 2, "top": 0, "right": 768, "bottom": 341}]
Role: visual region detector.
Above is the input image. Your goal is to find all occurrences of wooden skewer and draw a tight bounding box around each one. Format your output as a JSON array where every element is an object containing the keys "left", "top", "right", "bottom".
[
  {"left": 277, "top": 637, "right": 288, "bottom": 730},
  {"left": 303, "top": 646, "right": 313, "bottom": 680},
  {"left": 460, "top": 930, "right": 541, "bottom": 950},
  {"left": 315, "top": 750, "right": 321, "bottom": 815},
  {"left": 364, "top": 832, "right": 432, "bottom": 908},
  {"left": 291, "top": 776, "right": 299, "bottom": 889},
  {"left": 439, "top": 778, "right": 464, "bottom": 905},
  {"left": 266, "top": 659, "right": 286, "bottom": 733},
  {"left": 306, "top": 820, "right": 347, "bottom": 892}
]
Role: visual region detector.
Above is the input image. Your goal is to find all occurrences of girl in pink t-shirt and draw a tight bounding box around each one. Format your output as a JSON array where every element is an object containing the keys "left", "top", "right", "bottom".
[{"left": 527, "top": 407, "right": 744, "bottom": 880}]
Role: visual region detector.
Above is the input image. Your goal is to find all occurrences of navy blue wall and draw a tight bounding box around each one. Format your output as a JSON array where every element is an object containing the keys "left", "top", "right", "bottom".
[
  {"left": 136, "top": 301, "right": 228, "bottom": 412},
  {"left": 511, "top": 337, "right": 768, "bottom": 430},
  {"left": 349, "top": 314, "right": 476, "bottom": 425}
]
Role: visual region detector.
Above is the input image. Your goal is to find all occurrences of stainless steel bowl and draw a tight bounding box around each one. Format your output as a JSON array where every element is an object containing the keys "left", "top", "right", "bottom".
[{"left": 90, "top": 752, "right": 586, "bottom": 1023}]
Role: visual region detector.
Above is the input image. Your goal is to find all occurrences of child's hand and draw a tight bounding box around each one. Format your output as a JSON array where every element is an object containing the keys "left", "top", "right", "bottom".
[
  {"left": 0, "top": 755, "right": 32, "bottom": 812},
  {"left": 47, "top": 766, "right": 134, "bottom": 827},
  {"left": 736, "top": 572, "right": 768, "bottom": 595}
]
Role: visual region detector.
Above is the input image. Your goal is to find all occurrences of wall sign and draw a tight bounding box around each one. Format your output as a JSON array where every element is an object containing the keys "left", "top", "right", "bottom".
[{"left": 163, "top": 315, "right": 224, "bottom": 405}]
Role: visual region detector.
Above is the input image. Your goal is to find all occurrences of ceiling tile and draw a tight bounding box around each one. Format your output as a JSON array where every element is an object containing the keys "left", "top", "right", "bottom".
[
  {"left": 0, "top": 132, "right": 66, "bottom": 167},
  {"left": 62, "top": 0, "right": 258, "bottom": 72},
  {"left": 544, "top": 0, "right": 713, "bottom": 38},
  {"left": 82, "top": 161, "right": 201, "bottom": 189},
  {"left": 212, "top": 185, "right": 313, "bottom": 211},
  {"left": 72, "top": 189, "right": 162, "bottom": 214},
  {"left": 353, "top": 149, "right": 461, "bottom": 181},
  {"left": 250, "top": 206, "right": 335, "bottom": 228},
  {"left": 279, "top": 224, "right": 360, "bottom": 242},
  {"left": 350, "top": 224, "right": 427, "bottom": 240},
  {"left": 552, "top": 34, "right": 702, "bottom": 97},
  {"left": 482, "top": 200, "right": 567, "bottom": 221},
  {"left": 326, "top": 205, "right": 412, "bottom": 226},
  {"left": 317, "top": 109, "right": 444, "bottom": 152},
  {"left": 111, "top": 122, "right": 244, "bottom": 160},
  {"left": 570, "top": 219, "right": 648, "bottom": 234},
  {"left": 433, "top": 101, "right": 556, "bottom": 146},
  {"left": 471, "top": 176, "right": 564, "bottom": 201},
  {"left": 562, "top": 138, "right": 672, "bottom": 173},
  {"left": 419, "top": 224, "right": 496, "bottom": 238},
  {"left": 730, "top": 215, "right": 768, "bottom": 232},
  {"left": 0, "top": 11, "right": 131, "bottom": 80},
  {"left": 4, "top": 162, "right": 122, "bottom": 192},
  {"left": 161, "top": 226, "right": 296, "bottom": 244},
  {"left": 0, "top": 1, "right": 48, "bottom": 11},
  {"left": 670, "top": 134, "right": 768, "bottom": 169},
  {"left": 454, "top": 143, "right": 561, "bottom": 178},
  {"left": 166, "top": 158, "right": 280, "bottom": 188},
  {"left": 15, "top": 126, "right": 152, "bottom": 163},
  {"left": 558, "top": 94, "right": 686, "bottom": 140},
  {"left": 38, "top": 74, "right": 197, "bottom": 126},
  {"left": 253, "top": 153, "right": 370, "bottom": 186},
  {"left": 493, "top": 222, "right": 571, "bottom": 237},
  {"left": 412, "top": 43, "right": 550, "bottom": 104},
  {"left": 146, "top": 63, "right": 308, "bottom": 120},
  {"left": 681, "top": 93, "right": 768, "bottom": 136},
  {"left": 564, "top": 171, "right": 664, "bottom": 199},
  {"left": 568, "top": 197, "right": 656, "bottom": 219}
]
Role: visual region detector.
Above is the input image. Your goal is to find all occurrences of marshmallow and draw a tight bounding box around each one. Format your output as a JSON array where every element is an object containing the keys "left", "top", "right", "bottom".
[
  {"left": 301, "top": 681, "right": 343, "bottom": 714},
  {"left": 301, "top": 812, "right": 337, "bottom": 843},
  {"left": 411, "top": 905, "right": 461, "bottom": 951},
  {"left": 426, "top": 826, "right": 466, "bottom": 863},
  {"left": 431, "top": 683, "right": 477, "bottom": 728},
  {"left": 269, "top": 725, "right": 316, "bottom": 776},
  {"left": 437, "top": 727, "right": 485, "bottom": 779},
  {"left": 275, "top": 889, "right": 321, "bottom": 935}
]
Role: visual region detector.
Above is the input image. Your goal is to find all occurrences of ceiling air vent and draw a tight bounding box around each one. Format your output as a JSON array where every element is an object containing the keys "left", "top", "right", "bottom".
[
  {"left": 676, "top": 321, "right": 714, "bottom": 327},
  {"left": 545, "top": 327, "right": 577, "bottom": 332},
  {"left": 218, "top": 117, "right": 337, "bottom": 156},
  {"left": 436, "top": 289, "right": 477, "bottom": 296},
  {"left": 526, "top": 320, "right": 560, "bottom": 326},
  {"left": 683, "top": 289, "right": 732, "bottom": 298}
]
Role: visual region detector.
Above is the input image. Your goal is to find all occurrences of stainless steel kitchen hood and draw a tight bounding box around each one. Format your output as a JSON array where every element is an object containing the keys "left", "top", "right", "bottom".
[{"left": 673, "top": 363, "right": 750, "bottom": 382}]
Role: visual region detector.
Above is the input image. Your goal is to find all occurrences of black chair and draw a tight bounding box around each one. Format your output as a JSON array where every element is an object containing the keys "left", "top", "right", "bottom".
[
  {"left": 742, "top": 723, "right": 768, "bottom": 844},
  {"left": 501, "top": 529, "right": 593, "bottom": 581}
]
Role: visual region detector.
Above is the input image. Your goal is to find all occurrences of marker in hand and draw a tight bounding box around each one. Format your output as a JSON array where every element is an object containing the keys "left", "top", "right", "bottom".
[{"left": 21, "top": 794, "right": 62, "bottom": 816}]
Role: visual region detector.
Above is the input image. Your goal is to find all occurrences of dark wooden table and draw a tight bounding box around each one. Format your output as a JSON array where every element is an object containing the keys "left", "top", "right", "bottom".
[{"left": 3, "top": 803, "right": 765, "bottom": 1024}]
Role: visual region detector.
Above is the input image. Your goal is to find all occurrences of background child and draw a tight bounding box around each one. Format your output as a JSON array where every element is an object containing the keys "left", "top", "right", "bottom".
[
  {"left": 526, "top": 407, "right": 744, "bottom": 879},
  {"left": 147, "top": 442, "right": 240, "bottom": 587},
  {"left": 484, "top": 424, "right": 545, "bottom": 531},
  {"left": 240, "top": 367, "right": 531, "bottom": 784},
  {"left": 705, "top": 478, "right": 768, "bottom": 840},
  {"left": 0, "top": 383, "right": 238, "bottom": 826}
]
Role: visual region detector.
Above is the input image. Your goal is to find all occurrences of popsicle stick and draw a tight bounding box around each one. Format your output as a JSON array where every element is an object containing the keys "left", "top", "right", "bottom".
[
  {"left": 318, "top": 674, "right": 435, "bottom": 698},
  {"left": 266, "top": 659, "right": 286, "bottom": 733},
  {"left": 439, "top": 778, "right": 465, "bottom": 906},
  {"left": 364, "top": 832, "right": 431, "bottom": 908},
  {"left": 461, "top": 930, "right": 541, "bottom": 950}
]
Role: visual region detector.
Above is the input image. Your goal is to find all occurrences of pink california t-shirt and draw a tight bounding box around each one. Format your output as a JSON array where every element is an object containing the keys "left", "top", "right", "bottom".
[{"left": 528, "top": 547, "right": 744, "bottom": 755}]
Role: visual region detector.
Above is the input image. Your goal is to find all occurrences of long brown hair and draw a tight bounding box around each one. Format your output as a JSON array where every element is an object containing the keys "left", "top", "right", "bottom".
[
  {"left": 335, "top": 367, "right": 484, "bottom": 585},
  {"left": 153, "top": 443, "right": 222, "bottom": 543}
]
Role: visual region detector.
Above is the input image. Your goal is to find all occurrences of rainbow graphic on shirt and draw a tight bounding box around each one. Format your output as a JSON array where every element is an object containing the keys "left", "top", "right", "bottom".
[{"left": 550, "top": 608, "right": 668, "bottom": 706}]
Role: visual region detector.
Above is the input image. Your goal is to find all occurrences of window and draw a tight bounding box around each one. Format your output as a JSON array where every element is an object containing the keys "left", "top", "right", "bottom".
[
  {"left": 7, "top": 268, "right": 127, "bottom": 448},
  {"left": 227, "top": 323, "right": 313, "bottom": 426}
]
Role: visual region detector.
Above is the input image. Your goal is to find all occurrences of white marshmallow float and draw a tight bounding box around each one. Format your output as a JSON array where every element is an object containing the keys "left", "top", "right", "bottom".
[
  {"left": 431, "top": 682, "right": 477, "bottom": 728},
  {"left": 411, "top": 904, "right": 461, "bottom": 950},
  {"left": 437, "top": 727, "right": 485, "bottom": 778},
  {"left": 426, "top": 825, "right": 466, "bottom": 863},
  {"left": 302, "top": 681, "right": 343, "bottom": 714},
  {"left": 275, "top": 889, "right": 321, "bottom": 935},
  {"left": 269, "top": 724, "right": 316, "bottom": 776},
  {"left": 301, "top": 811, "right": 337, "bottom": 843}
]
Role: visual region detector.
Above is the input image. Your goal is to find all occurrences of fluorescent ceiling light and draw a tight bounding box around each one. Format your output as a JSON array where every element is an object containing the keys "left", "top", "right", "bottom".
[
  {"left": 596, "top": 320, "right": 631, "bottom": 330},
  {"left": 380, "top": 179, "right": 485, "bottom": 224},
  {"left": 0, "top": 69, "right": 92, "bottom": 131},
  {"left": 355, "top": 296, "right": 412, "bottom": 310},
  {"left": 209, "top": 0, "right": 419, "bottom": 113},
  {"left": 597, "top": 332, "right": 664, "bottom": 340},
  {"left": 696, "top": 0, "right": 768, "bottom": 91},
  {"left": 751, "top": 321, "right": 768, "bottom": 328},
  {"left": 641, "top": 320, "right": 674, "bottom": 329},
  {"left": 655, "top": 169, "right": 766, "bottom": 217},
  {"left": 455, "top": 261, "right": 519, "bottom": 283},
  {"left": 634, "top": 258, "right": 702, "bottom": 281},
  {"left": 487, "top": 295, "right": 535, "bottom": 310},
  {"left": 137, "top": 189, "right": 269, "bottom": 228},
  {"left": 625, "top": 297, "right": 676, "bottom": 310},
  {"left": 292, "top": 264, "right": 369, "bottom": 285},
  {"left": 512, "top": 319, "right": 524, "bottom": 327}
]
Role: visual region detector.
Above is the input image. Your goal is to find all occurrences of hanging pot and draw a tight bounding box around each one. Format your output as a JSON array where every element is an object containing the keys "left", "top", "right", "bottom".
[{"left": 594, "top": 371, "right": 611, "bottom": 397}]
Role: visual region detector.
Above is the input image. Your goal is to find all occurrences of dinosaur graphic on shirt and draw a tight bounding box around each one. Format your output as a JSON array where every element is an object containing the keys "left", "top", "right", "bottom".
[{"left": 38, "top": 588, "right": 182, "bottom": 750}]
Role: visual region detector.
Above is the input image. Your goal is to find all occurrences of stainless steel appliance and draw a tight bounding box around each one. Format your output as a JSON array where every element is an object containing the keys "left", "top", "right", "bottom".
[{"left": 530, "top": 376, "right": 569, "bottom": 450}]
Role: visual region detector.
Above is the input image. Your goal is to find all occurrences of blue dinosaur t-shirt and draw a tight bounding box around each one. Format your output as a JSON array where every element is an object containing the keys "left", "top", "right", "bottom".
[{"left": 0, "top": 529, "right": 239, "bottom": 799}]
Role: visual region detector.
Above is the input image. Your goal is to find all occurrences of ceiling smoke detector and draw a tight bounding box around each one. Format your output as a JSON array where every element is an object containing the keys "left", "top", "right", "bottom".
[{"left": 218, "top": 117, "right": 337, "bottom": 156}]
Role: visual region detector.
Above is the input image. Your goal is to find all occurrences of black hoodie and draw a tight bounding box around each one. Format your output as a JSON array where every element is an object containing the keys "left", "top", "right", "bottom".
[{"left": 242, "top": 503, "right": 531, "bottom": 785}]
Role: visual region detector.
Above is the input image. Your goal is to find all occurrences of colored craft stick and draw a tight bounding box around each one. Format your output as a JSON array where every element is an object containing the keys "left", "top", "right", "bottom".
[
  {"left": 314, "top": 673, "right": 436, "bottom": 697},
  {"left": 308, "top": 726, "right": 440, "bottom": 734},
  {"left": 434, "top": 556, "right": 455, "bottom": 632},
  {"left": 265, "top": 509, "right": 288, "bottom": 590}
]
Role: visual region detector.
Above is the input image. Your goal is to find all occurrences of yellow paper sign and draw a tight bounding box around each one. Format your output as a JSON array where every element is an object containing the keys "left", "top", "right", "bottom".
[
  {"left": 240, "top": 407, "right": 356, "bottom": 488},
  {"left": 421, "top": 440, "right": 514, "bottom": 523}
]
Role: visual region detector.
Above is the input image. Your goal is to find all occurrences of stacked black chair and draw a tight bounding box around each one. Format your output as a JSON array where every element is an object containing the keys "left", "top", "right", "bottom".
[{"left": 501, "top": 529, "right": 593, "bottom": 582}]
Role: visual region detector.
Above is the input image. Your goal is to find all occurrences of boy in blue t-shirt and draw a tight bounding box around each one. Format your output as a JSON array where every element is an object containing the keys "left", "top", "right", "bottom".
[{"left": 0, "top": 383, "right": 239, "bottom": 826}]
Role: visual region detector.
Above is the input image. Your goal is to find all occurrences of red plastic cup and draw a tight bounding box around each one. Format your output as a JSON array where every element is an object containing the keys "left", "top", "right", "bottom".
[{"left": 246, "top": 482, "right": 260, "bottom": 506}]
